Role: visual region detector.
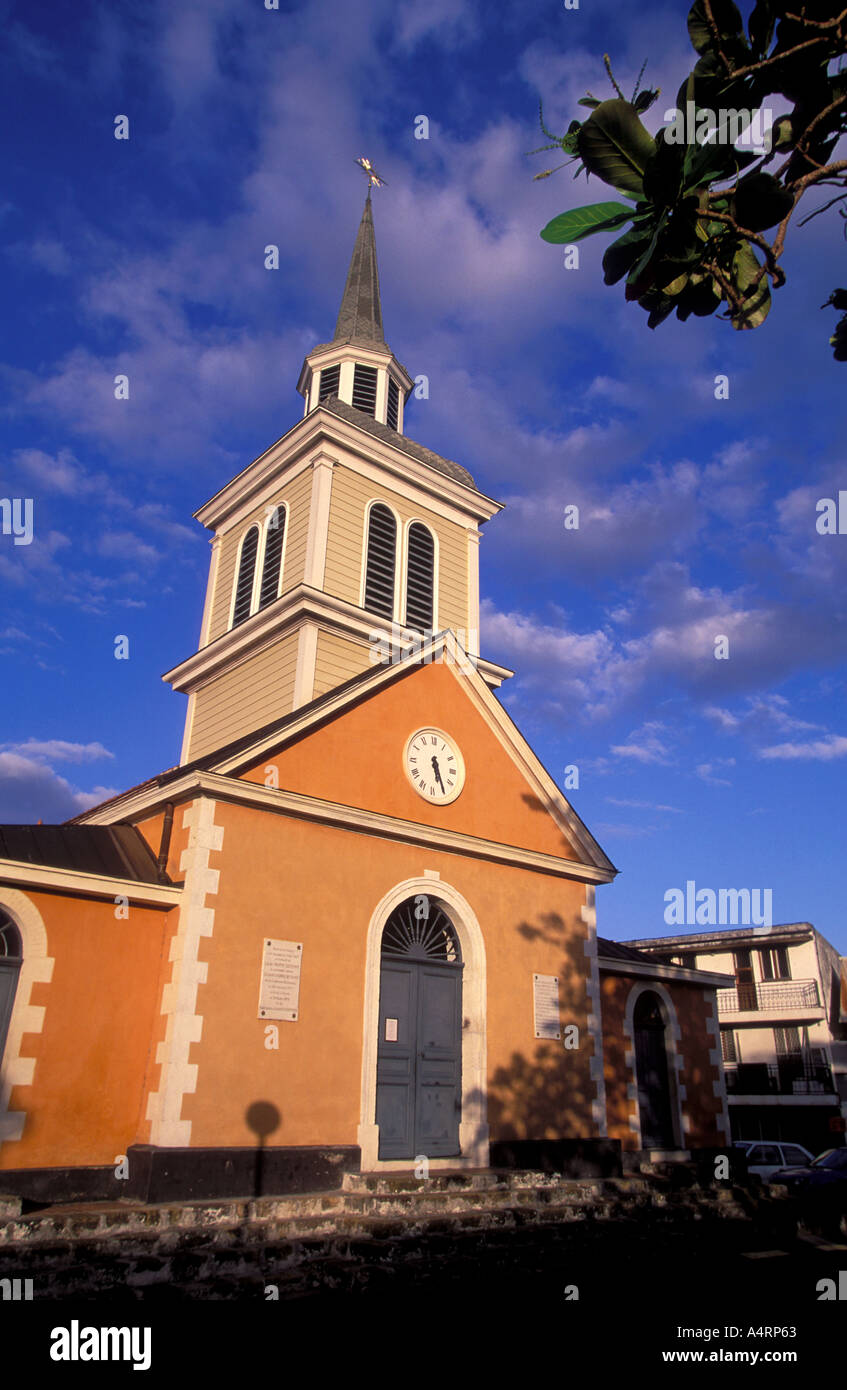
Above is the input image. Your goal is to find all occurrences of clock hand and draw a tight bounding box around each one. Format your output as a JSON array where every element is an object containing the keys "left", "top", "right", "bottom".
[{"left": 431, "top": 755, "right": 446, "bottom": 793}]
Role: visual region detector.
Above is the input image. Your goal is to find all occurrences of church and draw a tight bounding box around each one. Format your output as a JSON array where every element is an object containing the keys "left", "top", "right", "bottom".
[{"left": 0, "top": 190, "right": 731, "bottom": 1203}]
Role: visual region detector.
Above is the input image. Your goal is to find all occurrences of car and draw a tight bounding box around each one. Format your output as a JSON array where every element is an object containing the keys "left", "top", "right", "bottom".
[
  {"left": 770, "top": 1147, "right": 847, "bottom": 1239},
  {"left": 731, "top": 1140, "right": 815, "bottom": 1182}
]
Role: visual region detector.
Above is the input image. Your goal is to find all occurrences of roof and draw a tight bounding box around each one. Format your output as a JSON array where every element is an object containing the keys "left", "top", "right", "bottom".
[
  {"left": 596, "top": 936, "right": 655, "bottom": 964},
  {"left": 0, "top": 824, "right": 167, "bottom": 884},
  {"left": 625, "top": 923, "right": 815, "bottom": 951},
  {"left": 321, "top": 395, "right": 476, "bottom": 488},
  {"left": 333, "top": 192, "right": 385, "bottom": 346}
]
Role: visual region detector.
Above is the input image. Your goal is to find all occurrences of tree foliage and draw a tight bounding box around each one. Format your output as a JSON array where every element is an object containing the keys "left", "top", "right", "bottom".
[{"left": 532, "top": 3, "right": 847, "bottom": 358}]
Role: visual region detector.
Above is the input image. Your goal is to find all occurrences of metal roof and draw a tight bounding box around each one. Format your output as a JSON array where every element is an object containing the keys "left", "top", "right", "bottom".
[
  {"left": 333, "top": 192, "right": 385, "bottom": 346},
  {"left": 0, "top": 824, "right": 166, "bottom": 884},
  {"left": 321, "top": 394, "right": 477, "bottom": 488}
]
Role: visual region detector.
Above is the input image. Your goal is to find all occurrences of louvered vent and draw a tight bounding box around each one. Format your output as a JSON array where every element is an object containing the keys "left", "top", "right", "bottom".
[
  {"left": 386, "top": 377, "right": 399, "bottom": 431},
  {"left": 405, "top": 522, "right": 434, "bottom": 630},
  {"left": 259, "top": 507, "right": 285, "bottom": 608},
  {"left": 363, "top": 503, "right": 396, "bottom": 619},
  {"left": 352, "top": 364, "right": 378, "bottom": 416},
  {"left": 381, "top": 898, "right": 461, "bottom": 963},
  {"left": 318, "top": 364, "right": 340, "bottom": 403},
  {"left": 232, "top": 526, "right": 259, "bottom": 626}
]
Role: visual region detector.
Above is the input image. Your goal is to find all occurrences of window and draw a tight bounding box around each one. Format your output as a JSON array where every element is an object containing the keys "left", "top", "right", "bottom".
[
  {"left": 0, "top": 911, "right": 22, "bottom": 1067},
  {"left": 760, "top": 946, "right": 790, "bottom": 980},
  {"left": 404, "top": 522, "right": 434, "bottom": 631},
  {"left": 386, "top": 377, "right": 399, "bottom": 430},
  {"left": 318, "top": 364, "right": 340, "bottom": 403},
  {"left": 352, "top": 364, "right": 378, "bottom": 417},
  {"left": 363, "top": 504, "right": 396, "bottom": 619},
  {"left": 259, "top": 507, "right": 286, "bottom": 609},
  {"left": 774, "top": 1026, "right": 801, "bottom": 1055},
  {"left": 232, "top": 526, "right": 260, "bottom": 626},
  {"left": 781, "top": 1145, "right": 811, "bottom": 1166},
  {"left": 721, "top": 1030, "right": 738, "bottom": 1063}
]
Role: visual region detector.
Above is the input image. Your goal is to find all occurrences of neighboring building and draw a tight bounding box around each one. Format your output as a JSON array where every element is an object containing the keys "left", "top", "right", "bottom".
[
  {"left": 0, "top": 194, "right": 731, "bottom": 1203},
  {"left": 597, "top": 939, "right": 731, "bottom": 1157},
  {"left": 625, "top": 924, "right": 847, "bottom": 1153}
]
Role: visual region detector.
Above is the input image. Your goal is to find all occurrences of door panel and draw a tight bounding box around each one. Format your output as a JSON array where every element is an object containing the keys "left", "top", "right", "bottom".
[
  {"left": 635, "top": 1022, "right": 675, "bottom": 1149},
  {"left": 375, "top": 963, "right": 415, "bottom": 1158},
  {"left": 376, "top": 960, "right": 462, "bottom": 1160}
]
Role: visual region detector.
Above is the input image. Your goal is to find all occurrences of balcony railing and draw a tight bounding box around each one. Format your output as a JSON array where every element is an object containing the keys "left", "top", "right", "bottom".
[
  {"left": 717, "top": 979, "right": 821, "bottom": 1013},
  {"left": 724, "top": 1061, "right": 835, "bottom": 1096}
]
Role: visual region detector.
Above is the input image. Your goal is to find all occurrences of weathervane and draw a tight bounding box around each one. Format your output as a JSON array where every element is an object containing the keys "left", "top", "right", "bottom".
[{"left": 355, "top": 156, "right": 387, "bottom": 191}]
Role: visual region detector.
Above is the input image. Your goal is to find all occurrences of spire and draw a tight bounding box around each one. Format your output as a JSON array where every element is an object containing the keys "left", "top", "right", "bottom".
[{"left": 333, "top": 190, "right": 385, "bottom": 346}]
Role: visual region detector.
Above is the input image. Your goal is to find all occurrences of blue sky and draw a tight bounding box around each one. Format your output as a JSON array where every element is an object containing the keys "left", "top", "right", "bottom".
[{"left": 1, "top": 0, "right": 845, "bottom": 951}]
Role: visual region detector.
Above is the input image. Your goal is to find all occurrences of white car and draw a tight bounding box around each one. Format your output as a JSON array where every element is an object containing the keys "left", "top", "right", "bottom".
[{"left": 733, "top": 1140, "right": 815, "bottom": 1181}]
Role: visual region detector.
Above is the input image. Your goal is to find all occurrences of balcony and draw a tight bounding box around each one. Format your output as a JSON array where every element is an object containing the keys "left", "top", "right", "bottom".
[
  {"left": 725, "top": 1061, "right": 835, "bottom": 1097},
  {"left": 717, "top": 979, "right": 822, "bottom": 1018}
]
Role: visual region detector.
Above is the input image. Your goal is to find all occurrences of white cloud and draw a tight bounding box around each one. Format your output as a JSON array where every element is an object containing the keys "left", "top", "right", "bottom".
[{"left": 759, "top": 735, "right": 847, "bottom": 761}]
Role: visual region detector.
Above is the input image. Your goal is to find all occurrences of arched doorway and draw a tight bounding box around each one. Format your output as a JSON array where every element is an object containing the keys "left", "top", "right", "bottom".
[
  {"left": 633, "top": 990, "right": 676, "bottom": 1149},
  {"left": 0, "top": 912, "right": 23, "bottom": 1067},
  {"left": 375, "top": 896, "right": 463, "bottom": 1159}
]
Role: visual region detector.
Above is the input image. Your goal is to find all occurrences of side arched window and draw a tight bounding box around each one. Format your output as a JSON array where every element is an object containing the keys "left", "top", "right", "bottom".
[
  {"left": 363, "top": 503, "right": 396, "bottom": 620},
  {"left": 259, "top": 507, "right": 286, "bottom": 608},
  {"left": 0, "top": 911, "right": 22, "bottom": 1066},
  {"left": 405, "top": 522, "right": 435, "bottom": 631},
  {"left": 232, "top": 526, "right": 260, "bottom": 626}
]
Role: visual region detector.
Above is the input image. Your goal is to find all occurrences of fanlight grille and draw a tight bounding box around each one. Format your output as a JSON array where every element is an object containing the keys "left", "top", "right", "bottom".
[
  {"left": 0, "top": 914, "right": 22, "bottom": 959},
  {"left": 381, "top": 898, "right": 460, "bottom": 963}
]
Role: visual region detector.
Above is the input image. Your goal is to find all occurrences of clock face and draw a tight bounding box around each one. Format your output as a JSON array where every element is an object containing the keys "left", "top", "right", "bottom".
[{"left": 404, "top": 727, "right": 465, "bottom": 805}]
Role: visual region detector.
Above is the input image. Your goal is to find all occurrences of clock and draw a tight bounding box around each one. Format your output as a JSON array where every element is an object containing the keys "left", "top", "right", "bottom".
[{"left": 404, "top": 727, "right": 465, "bottom": 805}]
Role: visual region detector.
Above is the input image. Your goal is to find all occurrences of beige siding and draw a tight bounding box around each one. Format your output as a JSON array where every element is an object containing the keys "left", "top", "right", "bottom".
[
  {"left": 187, "top": 634, "right": 299, "bottom": 760},
  {"left": 206, "top": 467, "right": 313, "bottom": 644},
  {"left": 323, "top": 466, "right": 468, "bottom": 632},
  {"left": 313, "top": 629, "right": 371, "bottom": 699}
]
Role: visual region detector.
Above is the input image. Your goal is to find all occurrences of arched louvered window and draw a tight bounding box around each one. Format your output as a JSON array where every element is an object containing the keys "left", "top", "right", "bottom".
[
  {"left": 0, "top": 911, "right": 22, "bottom": 1068},
  {"left": 404, "top": 522, "right": 435, "bottom": 631},
  {"left": 232, "top": 526, "right": 260, "bottom": 627},
  {"left": 386, "top": 377, "right": 399, "bottom": 431},
  {"left": 363, "top": 503, "right": 396, "bottom": 620},
  {"left": 259, "top": 506, "right": 286, "bottom": 609},
  {"left": 352, "top": 364, "right": 378, "bottom": 417},
  {"left": 381, "top": 898, "right": 461, "bottom": 964}
]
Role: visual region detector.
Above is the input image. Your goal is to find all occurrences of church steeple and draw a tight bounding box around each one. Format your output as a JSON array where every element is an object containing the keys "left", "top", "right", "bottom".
[
  {"left": 333, "top": 191, "right": 385, "bottom": 346},
  {"left": 297, "top": 191, "right": 413, "bottom": 431}
]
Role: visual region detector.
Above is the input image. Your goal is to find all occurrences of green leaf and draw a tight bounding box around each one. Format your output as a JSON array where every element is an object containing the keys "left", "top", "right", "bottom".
[
  {"left": 603, "top": 223, "right": 656, "bottom": 284},
  {"left": 730, "top": 240, "right": 771, "bottom": 329},
  {"left": 578, "top": 98, "right": 601, "bottom": 109},
  {"left": 576, "top": 99, "right": 657, "bottom": 198},
  {"left": 747, "top": 0, "right": 775, "bottom": 58},
  {"left": 633, "top": 88, "right": 661, "bottom": 114},
  {"left": 540, "top": 202, "right": 634, "bottom": 244},
  {"left": 624, "top": 212, "right": 668, "bottom": 299},
  {"left": 687, "top": 0, "right": 744, "bottom": 56},
  {"left": 734, "top": 172, "right": 794, "bottom": 231}
]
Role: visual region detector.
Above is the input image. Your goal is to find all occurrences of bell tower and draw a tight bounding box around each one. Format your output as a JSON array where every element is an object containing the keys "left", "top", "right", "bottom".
[{"left": 164, "top": 191, "right": 509, "bottom": 765}]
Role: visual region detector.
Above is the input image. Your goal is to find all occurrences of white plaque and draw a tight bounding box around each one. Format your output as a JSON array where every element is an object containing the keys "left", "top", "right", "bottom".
[
  {"left": 533, "top": 973, "right": 561, "bottom": 1040},
  {"left": 385, "top": 1018, "right": 398, "bottom": 1041},
  {"left": 258, "top": 939, "right": 302, "bottom": 1021}
]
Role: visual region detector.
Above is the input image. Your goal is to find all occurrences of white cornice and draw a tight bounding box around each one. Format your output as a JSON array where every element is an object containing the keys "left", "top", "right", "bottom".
[
  {"left": 75, "top": 771, "right": 615, "bottom": 885},
  {"left": 0, "top": 859, "right": 182, "bottom": 908},
  {"left": 194, "top": 407, "right": 500, "bottom": 533},
  {"left": 297, "top": 341, "right": 415, "bottom": 396},
  {"left": 163, "top": 586, "right": 513, "bottom": 694}
]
